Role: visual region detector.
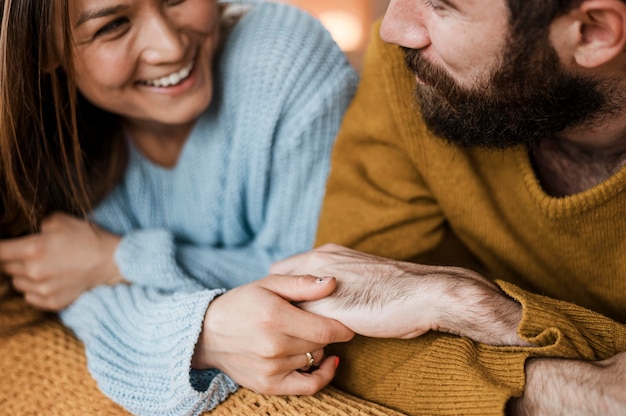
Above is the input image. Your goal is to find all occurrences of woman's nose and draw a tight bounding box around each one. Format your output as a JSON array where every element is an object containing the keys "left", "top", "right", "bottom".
[{"left": 139, "top": 13, "right": 186, "bottom": 64}]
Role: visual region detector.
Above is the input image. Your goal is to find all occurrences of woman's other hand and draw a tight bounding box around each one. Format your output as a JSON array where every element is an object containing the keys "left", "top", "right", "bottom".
[
  {"left": 0, "top": 212, "right": 123, "bottom": 311},
  {"left": 192, "top": 274, "right": 354, "bottom": 396}
]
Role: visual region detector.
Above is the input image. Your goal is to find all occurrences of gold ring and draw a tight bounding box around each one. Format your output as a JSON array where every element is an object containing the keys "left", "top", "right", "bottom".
[{"left": 305, "top": 352, "right": 314, "bottom": 368}]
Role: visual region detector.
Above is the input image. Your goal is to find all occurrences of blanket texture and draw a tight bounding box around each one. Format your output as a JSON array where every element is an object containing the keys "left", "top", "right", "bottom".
[{"left": 0, "top": 293, "right": 404, "bottom": 416}]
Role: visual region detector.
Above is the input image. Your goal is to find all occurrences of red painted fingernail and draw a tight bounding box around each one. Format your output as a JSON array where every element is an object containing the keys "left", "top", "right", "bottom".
[{"left": 334, "top": 356, "right": 340, "bottom": 369}]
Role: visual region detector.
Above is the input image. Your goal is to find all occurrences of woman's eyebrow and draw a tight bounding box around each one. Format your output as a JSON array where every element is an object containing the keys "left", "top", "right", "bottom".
[{"left": 74, "top": 4, "right": 129, "bottom": 28}]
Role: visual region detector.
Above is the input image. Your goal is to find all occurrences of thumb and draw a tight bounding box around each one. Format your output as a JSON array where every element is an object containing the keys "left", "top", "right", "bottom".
[{"left": 259, "top": 274, "right": 338, "bottom": 303}]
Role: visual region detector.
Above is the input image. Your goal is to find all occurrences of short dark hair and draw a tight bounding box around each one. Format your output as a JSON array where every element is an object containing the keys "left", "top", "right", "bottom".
[{"left": 504, "top": 0, "right": 626, "bottom": 35}]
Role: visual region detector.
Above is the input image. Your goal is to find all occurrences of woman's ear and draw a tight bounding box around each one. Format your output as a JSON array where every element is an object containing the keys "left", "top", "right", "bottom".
[{"left": 572, "top": 0, "right": 626, "bottom": 68}]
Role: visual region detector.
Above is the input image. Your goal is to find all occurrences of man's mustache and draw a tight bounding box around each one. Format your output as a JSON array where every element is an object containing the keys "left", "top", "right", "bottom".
[{"left": 401, "top": 47, "right": 457, "bottom": 96}]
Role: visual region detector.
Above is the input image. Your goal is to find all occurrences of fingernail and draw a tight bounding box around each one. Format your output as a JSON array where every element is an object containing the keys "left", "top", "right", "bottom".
[
  {"left": 334, "top": 356, "right": 340, "bottom": 369},
  {"left": 316, "top": 276, "right": 335, "bottom": 284}
]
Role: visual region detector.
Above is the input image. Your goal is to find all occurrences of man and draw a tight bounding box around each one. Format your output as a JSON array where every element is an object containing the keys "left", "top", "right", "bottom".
[{"left": 272, "top": 0, "right": 626, "bottom": 414}]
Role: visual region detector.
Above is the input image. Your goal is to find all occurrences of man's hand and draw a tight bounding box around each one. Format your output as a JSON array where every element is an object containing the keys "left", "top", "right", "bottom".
[
  {"left": 273, "top": 244, "right": 530, "bottom": 346},
  {"left": 0, "top": 212, "right": 124, "bottom": 311},
  {"left": 508, "top": 351, "right": 626, "bottom": 415},
  {"left": 192, "top": 274, "right": 355, "bottom": 396}
]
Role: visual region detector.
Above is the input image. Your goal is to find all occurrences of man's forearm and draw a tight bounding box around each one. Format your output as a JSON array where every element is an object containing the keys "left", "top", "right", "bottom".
[
  {"left": 290, "top": 245, "right": 532, "bottom": 346},
  {"left": 507, "top": 352, "right": 626, "bottom": 415}
]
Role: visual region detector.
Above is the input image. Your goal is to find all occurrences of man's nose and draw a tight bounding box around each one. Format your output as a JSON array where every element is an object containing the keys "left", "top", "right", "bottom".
[{"left": 380, "top": 0, "right": 431, "bottom": 50}]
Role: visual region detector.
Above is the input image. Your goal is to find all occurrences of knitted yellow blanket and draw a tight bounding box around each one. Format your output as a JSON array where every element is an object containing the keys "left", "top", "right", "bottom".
[{"left": 0, "top": 292, "right": 403, "bottom": 415}]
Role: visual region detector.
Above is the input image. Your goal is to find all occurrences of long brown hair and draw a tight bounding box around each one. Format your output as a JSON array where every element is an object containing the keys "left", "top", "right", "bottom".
[
  {"left": 0, "top": 1, "right": 243, "bottom": 298},
  {"left": 0, "top": 0, "right": 127, "bottom": 238}
]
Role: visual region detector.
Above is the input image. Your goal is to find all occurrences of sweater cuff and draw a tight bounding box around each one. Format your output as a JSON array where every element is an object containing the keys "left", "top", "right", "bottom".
[
  {"left": 60, "top": 285, "right": 236, "bottom": 416},
  {"left": 498, "top": 280, "right": 626, "bottom": 360}
]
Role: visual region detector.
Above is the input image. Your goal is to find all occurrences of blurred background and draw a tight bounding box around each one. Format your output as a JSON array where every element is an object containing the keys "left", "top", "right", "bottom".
[{"left": 277, "top": 0, "right": 391, "bottom": 71}]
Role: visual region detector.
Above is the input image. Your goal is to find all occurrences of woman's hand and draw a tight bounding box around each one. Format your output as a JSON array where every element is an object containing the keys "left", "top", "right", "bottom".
[
  {"left": 0, "top": 212, "right": 124, "bottom": 311},
  {"left": 192, "top": 274, "right": 355, "bottom": 396}
]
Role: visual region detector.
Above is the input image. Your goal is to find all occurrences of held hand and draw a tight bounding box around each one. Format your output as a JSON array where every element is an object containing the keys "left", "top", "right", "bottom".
[
  {"left": 508, "top": 351, "right": 626, "bottom": 415},
  {"left": 192, "top": 274, "right": 354, "bottom": 396},
  {"left": 0, "top": 212, "right": 124, "bottom": 311},
  {"left": 273, "top": 244, "right": 529, "bottom": 346}
]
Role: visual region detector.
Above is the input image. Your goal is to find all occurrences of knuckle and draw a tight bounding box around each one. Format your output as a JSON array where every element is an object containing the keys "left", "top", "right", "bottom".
[
  {"left": 49, "top": 211, "right": 67, "bottom": 222},
  {"left": 316, "top": 243, "right": 340, "bottom": 252},
  {"left": 308, "top": 250, "right": 329, "bottom": 264},
  {"left": 40, "top": 214, "right": 61, "bottom": 230},
  {"left": 258, "top": 303, "right": 283, "bottom": 328},
  {"left": 296, "top": 274, "right": 318, "bottom": 286},
  {"left": 34, "top": 283, "right": 53, "bottom": 298},
  {"left": 23, "top": 239, "right": 44, "bottom": 258},
  {"left": 258, "top": 360, "right": 283, "bottom": 378},
  {"left": 10, "top": 277, "right": 24, "bottom": 291},
  {"left": 26, "top": 264, "right": 47, "bottom": 281},
  {"left": 23, "top": 293, "right": 39, "bottom": 307},
  {"left": 256, "top": 339, "right": 282, "bottom": 359}
]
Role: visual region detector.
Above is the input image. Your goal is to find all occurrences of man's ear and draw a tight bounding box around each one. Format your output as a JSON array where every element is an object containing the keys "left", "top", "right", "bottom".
[{"left": 572, "top": 0, "right": 626, "bottom": 68}]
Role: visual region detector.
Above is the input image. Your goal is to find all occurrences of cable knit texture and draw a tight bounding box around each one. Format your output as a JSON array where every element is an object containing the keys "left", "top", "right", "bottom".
[
  {"left": 47, "top": 2, "right": 357, "bottom": 415},
  {"left": 0, "top": 295, "right": 406, "bottom": 415},
  {"left": 314, "top": 21, "right": 626, "bottom": 415}
]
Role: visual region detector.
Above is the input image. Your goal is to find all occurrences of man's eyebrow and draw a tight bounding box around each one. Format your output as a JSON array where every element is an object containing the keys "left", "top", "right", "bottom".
[{"left": 74, "top": 5, "right": 129, "bottom": 28}]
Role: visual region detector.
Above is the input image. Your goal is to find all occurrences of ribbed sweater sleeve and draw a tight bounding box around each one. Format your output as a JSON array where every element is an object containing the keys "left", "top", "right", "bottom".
[
  {"left": 61, "top": 4, "right": 357, "bottom": 416},
  {"left": 316, "top": 21, "right": 626, "bottom": 416},
  {"left": 60, "top": 286, "right": 236, "bottom": 416}
]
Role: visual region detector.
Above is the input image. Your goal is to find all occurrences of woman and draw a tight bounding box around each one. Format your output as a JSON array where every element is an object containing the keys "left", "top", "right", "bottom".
[{"left": 0, "top": 0, "right": 357, "bottom": 414}]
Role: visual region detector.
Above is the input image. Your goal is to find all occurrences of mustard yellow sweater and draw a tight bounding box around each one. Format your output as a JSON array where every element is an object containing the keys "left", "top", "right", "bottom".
[
  {"left": 315, "top": 22, "right": 626, "bottom": 415},
  {"left": 3, "top": 21, "right": 626, "bottom": 416}
]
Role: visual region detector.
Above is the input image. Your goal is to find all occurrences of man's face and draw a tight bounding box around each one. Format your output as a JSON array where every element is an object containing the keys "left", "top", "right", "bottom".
[{"left": 381, "top": 0, "right": 608, "bottom": 149}]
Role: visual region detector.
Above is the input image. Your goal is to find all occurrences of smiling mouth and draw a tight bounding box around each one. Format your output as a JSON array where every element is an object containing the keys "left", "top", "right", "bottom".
[{"left": 140, "top": 59, "right": 195, "bottom": 88}]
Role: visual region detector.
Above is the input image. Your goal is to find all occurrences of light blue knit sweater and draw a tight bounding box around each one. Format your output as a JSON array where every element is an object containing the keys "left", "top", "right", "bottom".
[{"left": 60, "top": 3, "right": 357, "bottom": 415}]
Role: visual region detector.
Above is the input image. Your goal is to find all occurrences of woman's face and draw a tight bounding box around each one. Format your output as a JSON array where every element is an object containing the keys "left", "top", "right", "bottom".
[{"left": 67, "top": 0, "right": 220, "bottom": 131}]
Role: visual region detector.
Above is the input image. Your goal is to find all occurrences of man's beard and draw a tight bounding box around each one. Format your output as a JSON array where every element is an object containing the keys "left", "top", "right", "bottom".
[{"left": 403, "top": 32, "right": 613, "bottom": 150}]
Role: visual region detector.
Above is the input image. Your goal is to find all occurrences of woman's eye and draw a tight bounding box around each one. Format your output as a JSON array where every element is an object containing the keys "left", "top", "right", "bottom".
[
  {"left": 165, "top": 0, "right": 186, "bottom": 6},
  {"left": 94, "top": 17, "right": 130, "bottom": 38}
]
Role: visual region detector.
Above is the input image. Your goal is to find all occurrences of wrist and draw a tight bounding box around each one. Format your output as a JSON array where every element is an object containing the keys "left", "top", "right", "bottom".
[
  {"left": 432, "top": 270, "right": 528, "bottom": 346},
  {"left": 191, "top": 332, "right": 210, "bottom": 370},
  {"left": 100, "top": 234, "right": 126, "bottom": 285},
  {"left": 192, "top": 298, "right": 223, "bottom": 370}
]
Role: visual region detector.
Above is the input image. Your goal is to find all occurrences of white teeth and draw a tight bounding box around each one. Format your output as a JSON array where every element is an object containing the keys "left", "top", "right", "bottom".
[{"left": 143, "top": 60, "right": 194, "bottom": 87}]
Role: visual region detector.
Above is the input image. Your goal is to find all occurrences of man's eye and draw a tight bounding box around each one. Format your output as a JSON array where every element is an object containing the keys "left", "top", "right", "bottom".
[
  {"left": 165, "top": 0, "right": 186, "bottom": 6},
  {"left": 94, "top": 18, "right": 130, "bottom": 38},
  {"left": 422, "top": 0, "right": 444, "bottom": 11}
]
